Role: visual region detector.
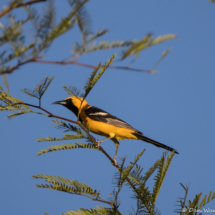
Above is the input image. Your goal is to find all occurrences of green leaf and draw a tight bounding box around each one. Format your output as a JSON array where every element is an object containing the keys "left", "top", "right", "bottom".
[
  {"left": 83, "top": 54, "right": 116, "bottom": 99},
  {"left": 83, "top": 63, "right": 101, "bottom": 98},
  {"left": 152, "top": 151, "right": 175, "bottom": 204},
  {"left": 46, "top": 0, "right": 88, "bottom": 42},
  {"left": 0, "top": 17, "right": 28, "bottom": 47},
  {"left": 62, "top": 85, "right": 83, "bottom": 98},
  {"left": 199, "top": 194, "right": 207, "bottom": 209},
  {"left": 141, "top": 158, "right": 161, "bottom": 183},
  {"left": 122, "top": 33, "right": 177, "bottom": 60},
  {"left": 7, "top": 109, "right": 32, "bottom": 120},
  {"left": 188, "top": 192, "right": 202, "bottom": 209},
  {"left": 38, "top": 0, "right": 56, "bottom": 40},
  {"left": 1, "top": 74, "right": 10, "bottom": 95},
  {"left": 152, "top": 34, "right": 177, "bottom": 45},
  {"left": 21, "top": 76, "right": 54, "bottom": 101},
  {"left": 63, "top": 206, "right": 114, "bottom": 215},
  {"left": 0, "top": 92, "right": 31, "bottom": 116},
  {"left": 207, "top": 191, "right": 212, "bottom": 203},
  {"left": 72, "top": 0, "right": 91, "bottom": 43},
  {"left": 72, "top": 29, "right": 108, "bottom": 55},
  {"left": 33, "top": 174, "right": 99, "bottom": 198},
  {"left": 82, "top": 39, "right": 135, "bottom": 54},
  {"left": 2, "top": 43, "right": 36, "bottom": 66},
  {"left": 120, "top": 149, "right": 145, "bottom": 187},
  {"left": 37, "top": 133, "right": 85, "bottom": 142},
  {"left": 199, "top": 191, "right": 215, "bottom": 209},
  {"left": 112, "top": 156, "right": 126, "bottom": 188},
  {"left": 52, "top": 119, "right": 82, "bottom": 133},
  {"left": 37, "top": 142, "right": 98, "bottom": 156}
]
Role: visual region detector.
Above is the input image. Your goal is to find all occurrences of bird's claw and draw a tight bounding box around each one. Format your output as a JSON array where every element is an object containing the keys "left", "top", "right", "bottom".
[
  {"left": 111, "top": 159, "right": 118, "bottom": 166},
  {"left": 95, "top": 141, "right": 101, "bottom": 148}
]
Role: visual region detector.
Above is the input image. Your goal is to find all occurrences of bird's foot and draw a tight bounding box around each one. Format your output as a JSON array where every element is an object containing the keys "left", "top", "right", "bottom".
[
  {"left": 111, "top": 158, "right": 118, "bottom": 166},
  {"left": 95, "top": 140, "right": 101, "bottom": 148}
]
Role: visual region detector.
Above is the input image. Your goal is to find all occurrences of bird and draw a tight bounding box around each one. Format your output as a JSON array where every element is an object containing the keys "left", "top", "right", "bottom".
[{"left": 52, "top": 96, "right": 178, "bottom": 165}]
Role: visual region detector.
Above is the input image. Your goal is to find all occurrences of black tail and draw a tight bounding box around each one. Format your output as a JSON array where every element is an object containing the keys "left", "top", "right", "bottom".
[{"left": 133, "top": 133, "right": 179, "bottom": 154}]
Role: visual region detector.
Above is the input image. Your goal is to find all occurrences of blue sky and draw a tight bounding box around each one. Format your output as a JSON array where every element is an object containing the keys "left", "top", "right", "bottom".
[{"left": 0, "top": 0, "right": 215, "bottom": 214}]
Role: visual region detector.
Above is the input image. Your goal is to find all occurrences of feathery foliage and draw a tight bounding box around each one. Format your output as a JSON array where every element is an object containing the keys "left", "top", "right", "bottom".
[
  {"left": 37, "top": 142, "right": 98, "bottom": 156},
  {"left": 83, "top": 54, "right": 116, "bottom": 99},
  {"left": 68, "top": 0, "right": 92, "bottom": 43},
  {"left": 37, "top": 133, "right": 85, "bottom": 142},
  {"left": 63, "top": 206, "right": 115, "bottom": 215},
  {"left": 21, "top": 76, "right": 54, "bottom": 101},
  {"left": 117, "top": 149, "right": 145, "bottom": 188},
  {"left": 112, "top": 157, "right": 126, "bottom": 188},
  {"left": 38, "top": 0, "right": 56, "bottom": 41},
  {"left": 0, "top": 0, "right": 177, "bottom": 76},
  {"left": 0, "top": 82, "right": 33, "bottom": 119},
  {"left": 62, "top": 54, "right": 116, "bottom": 123},
  {"left": 52, "top": 119, "right": 82, "bottom": 133},
  {"left": 152, "top": 151, "right": 175, "bottom": 204},
  {"left": 72, "top": 29, "right": 109, "bottom": 55},
  {"left": 63, "top": 54, "right": 116, "bottom": 101},
  {"left": 36, "top": 0, "right": 88, "bottom": 44},
  {"left": 33, "top": 174, "right": 99, "bottom": 197},
  {"left": 121, "top": 34, "right": 177, "bottom": 60},
  {"left": 0, "top": 75, "right": 55, "bottom": 118},
  {"left": 62, "top": 85, "right": 83, "bottom": 98},
  {"left": 1, "top": 39, "right": 35, "bottom": 66},
  {"left": 1, "top": 74, "right": 10, "bottom": 95},
  {"left": 80, "top": 39, "right": 136, "bottom": 54},
  {"left": 0, "top": 11, "right": 37, "bottom": 71},
  {"left": 0, "top": 15, "right": 27, "bottom": 47},
  {"left": 175, "top": 183, "right": 215, "bottom": 214}
]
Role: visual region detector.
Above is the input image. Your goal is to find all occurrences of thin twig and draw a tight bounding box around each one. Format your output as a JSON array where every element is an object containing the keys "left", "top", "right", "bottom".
[
  {"left": 36, "top": 59, "right": 154, "bottom": 73},
  {"left": 0, "top": 57, "right": 154, "bottom": 75},
  {"left": 55, "top": 188, "right": 121, "bottom": 213},
  {"left": 0, "top": 0, "right": 46, "bottom": 18},
  {"left": 0, "top": 58, "right": 37, "bottom": 75},
  {"left": 12, "top": 102, "right": 77, "bottom": 124}
]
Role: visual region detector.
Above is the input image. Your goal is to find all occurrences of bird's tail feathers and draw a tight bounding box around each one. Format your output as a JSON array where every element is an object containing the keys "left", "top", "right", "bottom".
[{"left": 133, "top": 133, "right": 179, "bottom": 154}]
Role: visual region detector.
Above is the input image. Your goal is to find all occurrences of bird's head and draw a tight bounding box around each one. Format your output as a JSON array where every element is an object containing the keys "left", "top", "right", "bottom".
[{"left": 52, "top": 96, "right": 88, "bottom": 117}]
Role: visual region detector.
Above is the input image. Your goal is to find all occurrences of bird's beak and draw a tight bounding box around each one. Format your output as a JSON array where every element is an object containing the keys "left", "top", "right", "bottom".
[{"left": 52, "top": 100, "right": 67, "bottom": 105}]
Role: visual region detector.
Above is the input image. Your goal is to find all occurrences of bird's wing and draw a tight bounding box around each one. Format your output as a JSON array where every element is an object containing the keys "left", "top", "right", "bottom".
[{"left": 85, "top": 106, "right": 141, "bottom": 133}]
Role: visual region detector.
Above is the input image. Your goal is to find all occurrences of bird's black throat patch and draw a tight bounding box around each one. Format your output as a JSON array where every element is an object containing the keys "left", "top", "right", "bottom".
[{"left": 64, "top": 99, "right": 82, "bottom": 122}]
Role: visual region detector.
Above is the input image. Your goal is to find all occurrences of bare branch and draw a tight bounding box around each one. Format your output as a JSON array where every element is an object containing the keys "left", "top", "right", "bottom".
[
  {"left": 0, "top": 57, "right": 154, "bottom": 75},
  {"left": 0, "top": 0, "right": 46, "bottom": 18},
  {"left": 0, "top": 58, "right": 36, "bottom": 75}
]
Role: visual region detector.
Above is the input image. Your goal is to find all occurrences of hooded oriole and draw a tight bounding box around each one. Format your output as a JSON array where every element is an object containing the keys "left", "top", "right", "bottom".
[{"left": 53, "top": 96, "right": 178, "bottom": 165}]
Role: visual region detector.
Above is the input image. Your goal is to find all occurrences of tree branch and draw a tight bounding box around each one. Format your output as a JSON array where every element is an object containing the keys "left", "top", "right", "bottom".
[
  {"left": 35, "top": 59, "right": 155, "bottom": 73},
  {"left": 0, "top": 0, "right": 46, "bottom": 18},
  {"left": 0, "top": 57, "right": 155, "bottom": 75},
  {"left": 0, "top": 58, "right": 37, "bottom": 75}
]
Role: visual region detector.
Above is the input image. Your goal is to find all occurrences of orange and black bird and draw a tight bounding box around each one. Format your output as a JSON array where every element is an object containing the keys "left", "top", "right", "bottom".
[{"left": 53, "top": 96, "right": 178, "bottom": 165}]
